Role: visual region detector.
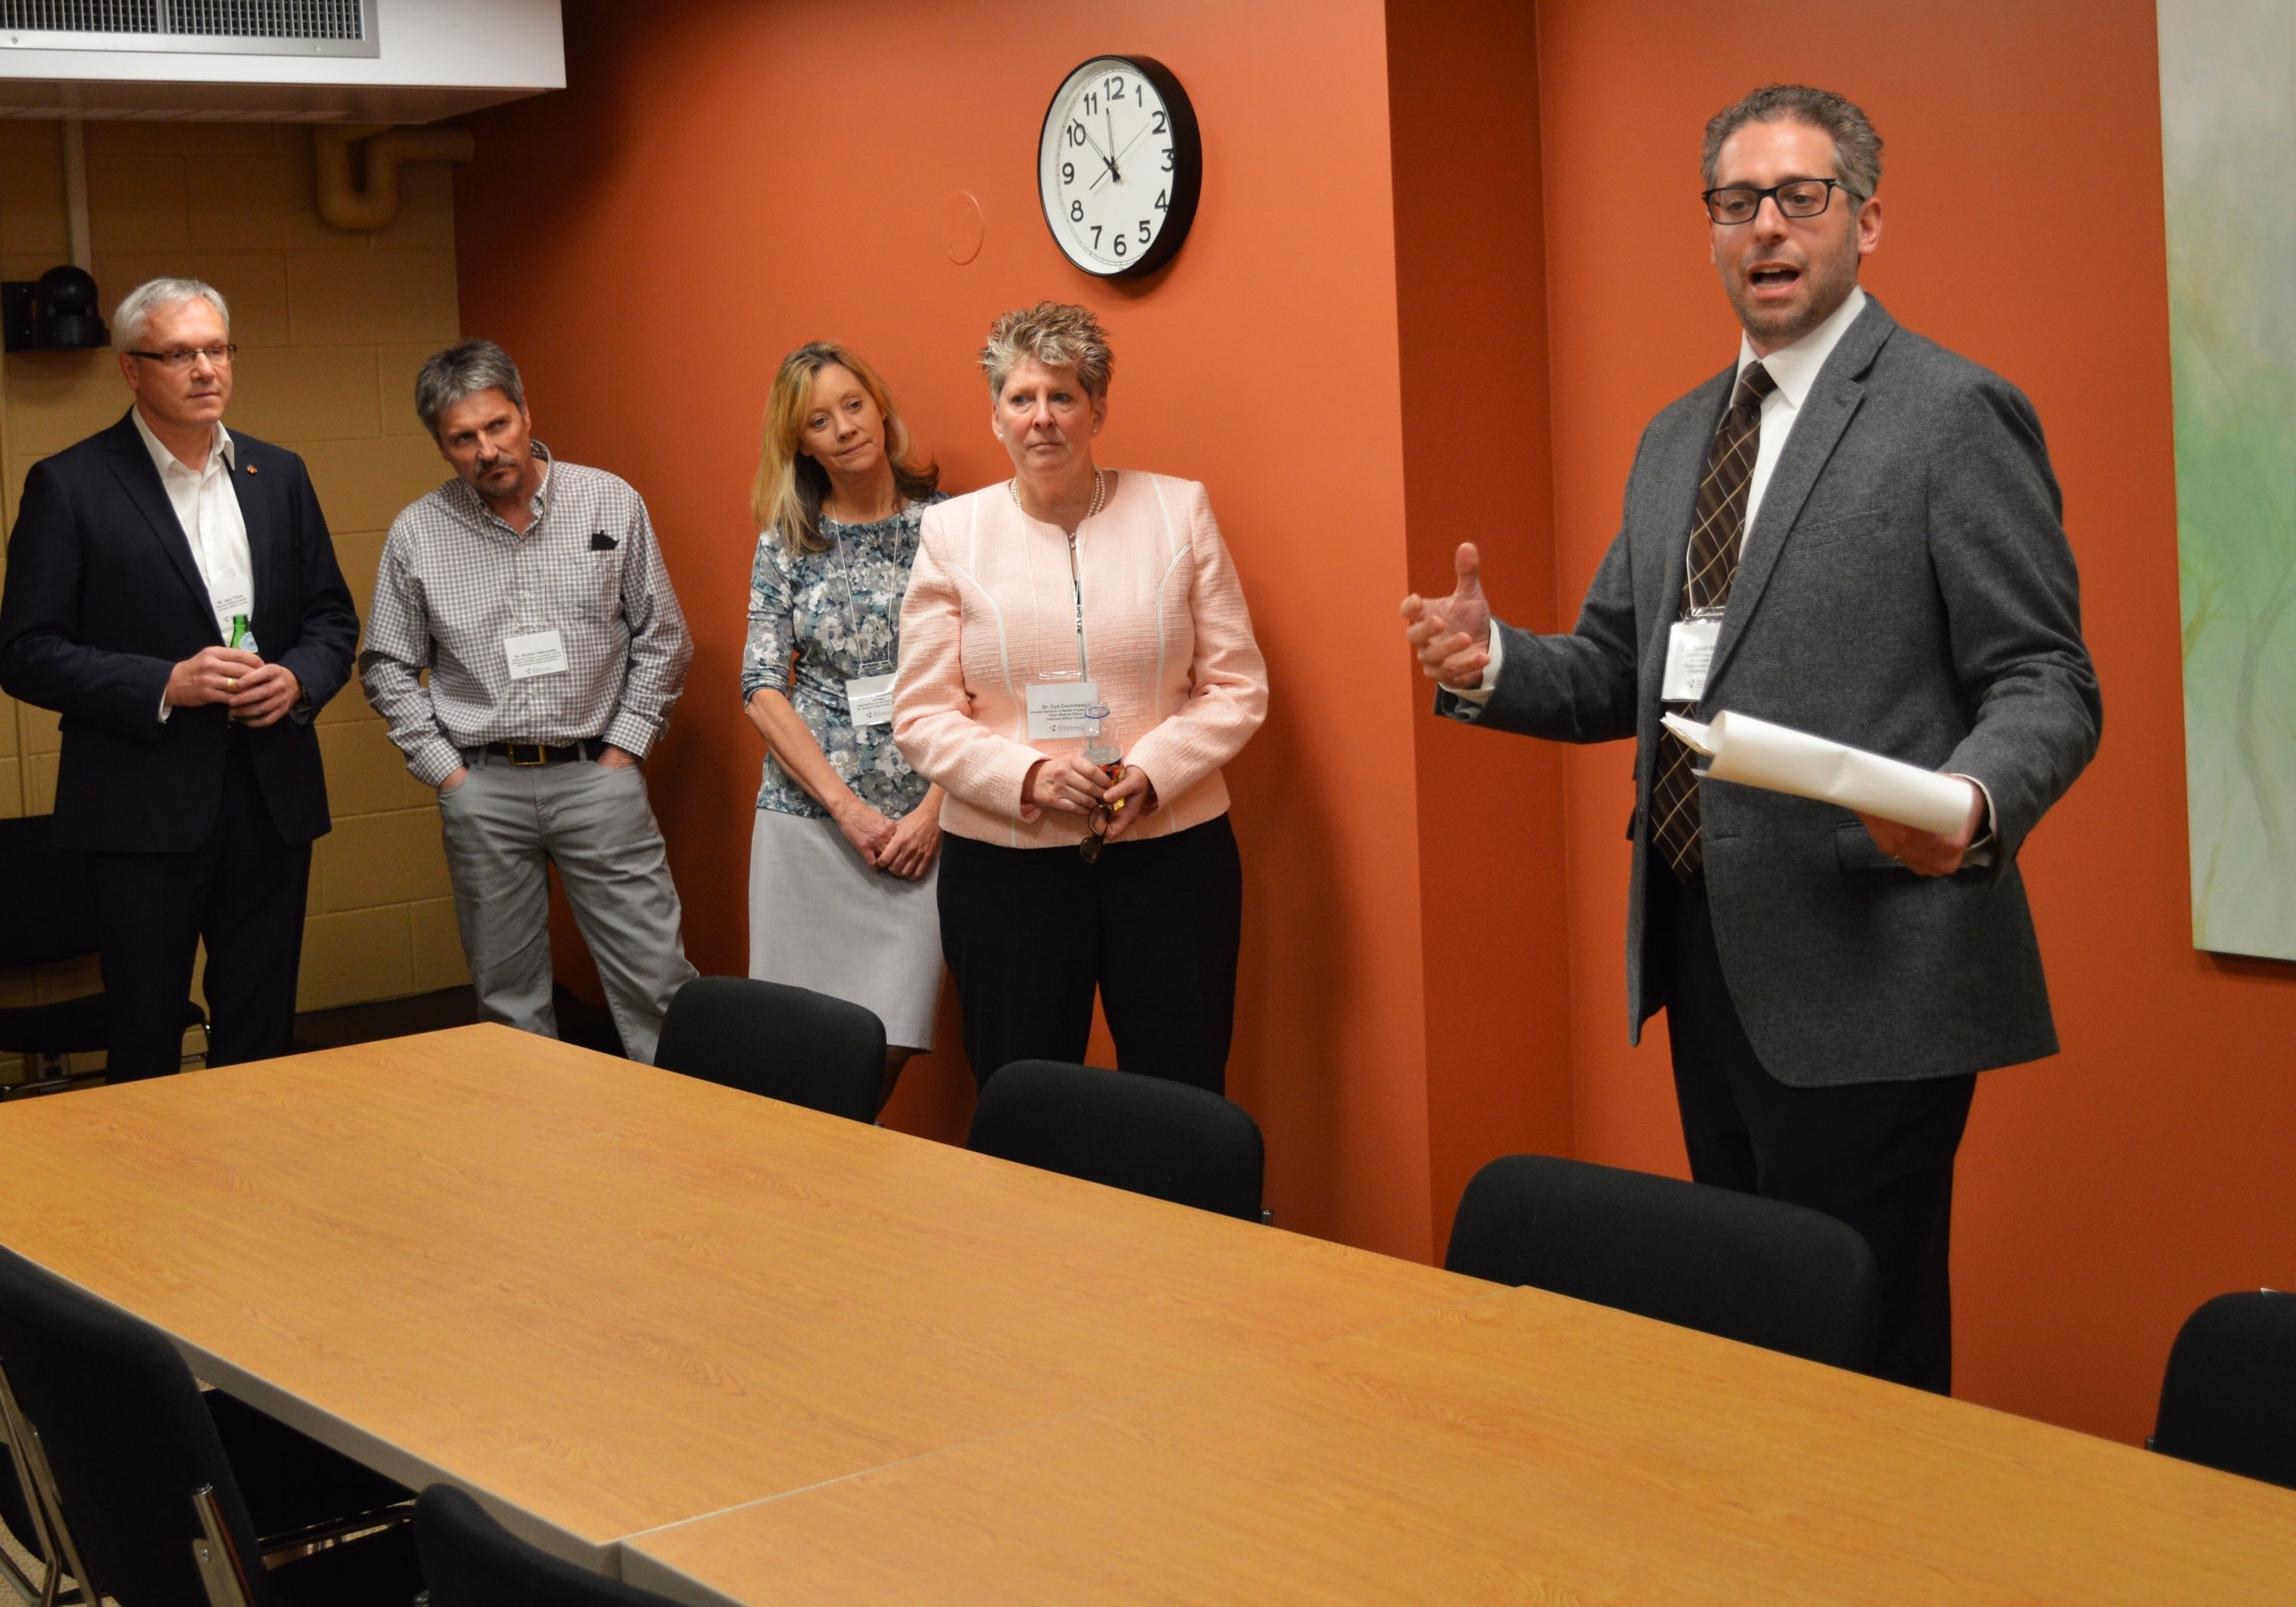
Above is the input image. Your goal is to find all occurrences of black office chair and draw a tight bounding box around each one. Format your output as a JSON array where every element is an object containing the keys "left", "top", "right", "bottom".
[
  {"left": 1445, "top": 1154, "right": 1880, "bottom": 1372},
  {"left": 0, "top": 813, "right": 206, "bottom": 1096},
  {"left": 653, "top": 976, "right": 887, "bottom": 1122},
  {"left": 2150, "top": 1289, "right": 2296, "bottom": 1490},
  {"left": 968, "top": 1060, "right": 1265, "bottom": 1223},
  {"left": 0, "top": 1245, "right": 420, "bottom": 1607},
  {"left": 416, "top": 1484, "right": 686, "bottom": 1607}
]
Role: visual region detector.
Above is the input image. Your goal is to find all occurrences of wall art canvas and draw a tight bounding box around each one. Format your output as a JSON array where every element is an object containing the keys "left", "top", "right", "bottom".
[{"left": 2160, "top": 0, "right": 2296, "bottom": 957}]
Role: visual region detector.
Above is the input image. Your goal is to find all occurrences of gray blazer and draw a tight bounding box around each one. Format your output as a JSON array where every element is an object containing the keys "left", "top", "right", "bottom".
[{"left": 1451, "top": 298, "right": 2099, "bottom": 1087}]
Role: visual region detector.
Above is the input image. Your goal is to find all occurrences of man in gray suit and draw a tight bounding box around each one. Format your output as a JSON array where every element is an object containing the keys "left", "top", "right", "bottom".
[{"left": 1401, "top": 85, "right": 2099, "bottom": 1390}]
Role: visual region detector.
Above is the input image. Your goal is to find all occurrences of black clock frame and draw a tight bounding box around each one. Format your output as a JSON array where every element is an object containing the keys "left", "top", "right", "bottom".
[{"left": 1037, "top": 54, "right": 1202, "bottom": 279}]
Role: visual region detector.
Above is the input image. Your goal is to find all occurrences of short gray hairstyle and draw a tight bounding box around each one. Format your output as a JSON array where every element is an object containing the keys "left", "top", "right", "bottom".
[
  {"left": 980, "top": 302, "right": 1114, "bottom": 399},
  {"left": 414, "top": 339, "right": 527, "bottom": 438},
  {"left": 113, "top": 277, "right": 230, "bottom": 350},
  {"left": 1701, "top": 84, "right": 1883, "bottom": 201}
]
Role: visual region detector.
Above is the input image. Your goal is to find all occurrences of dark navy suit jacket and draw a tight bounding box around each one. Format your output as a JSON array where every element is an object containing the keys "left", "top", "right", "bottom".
[{"left": 0, "top": 409, "right": 357, "bottom": 852}]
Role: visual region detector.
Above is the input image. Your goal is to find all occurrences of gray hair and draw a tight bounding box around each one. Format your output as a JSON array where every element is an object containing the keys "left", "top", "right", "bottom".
[
  {"left": 980, "top": 302, "right": 1114, "bottom": 399},
  {"left": 414, "top": 339, "right": 527, "bottom": 438},
  {"left": 113, "top": 277, "right": 230, "bottom": 350},
  {"left": 1701, "top": 84, "right": 1883, "bottom": 200}
]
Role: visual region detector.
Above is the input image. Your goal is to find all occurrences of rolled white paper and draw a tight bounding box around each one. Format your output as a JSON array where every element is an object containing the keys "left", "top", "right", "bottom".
[{"left": 1661, "top": 710, "right": 1975, "bottom": 836}]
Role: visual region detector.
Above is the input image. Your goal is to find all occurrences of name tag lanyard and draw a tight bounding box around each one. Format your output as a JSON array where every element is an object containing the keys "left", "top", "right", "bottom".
[
  {"left": 830, "top": 526, "right": 899, "bottom": 726},
  {"left": 1063, "top": 530, "right": 1091, "bottom": 678},
  {"left": 1665, "top": 518, "right": 1737, "bottom": 708},
  {"left": 1022, "top": 524, "right": 1101, "bottom": 742}
]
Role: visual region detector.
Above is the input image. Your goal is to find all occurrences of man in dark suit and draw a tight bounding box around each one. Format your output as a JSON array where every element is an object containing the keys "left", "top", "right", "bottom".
[
  {"left": 0, "top": 277, "right": 357, "bottom": 1081},
  {"left": 1401, "top": 86, "right": 2099, "bottom": 1390}
]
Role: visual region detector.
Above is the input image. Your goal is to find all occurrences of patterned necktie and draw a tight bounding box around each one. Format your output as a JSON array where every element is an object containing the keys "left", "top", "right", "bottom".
[{"left": 1649, "top": 360, "right": 1777, "bottom": 882}]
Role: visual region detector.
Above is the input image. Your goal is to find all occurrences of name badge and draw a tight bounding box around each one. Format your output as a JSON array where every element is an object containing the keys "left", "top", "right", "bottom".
[
  {"left": 1027, "top": 678, "right": 1101, "bottom": 740},
  {"left": 505, "top": 628, "right": 570, "bottom": 680},
  {"left": 1661, "top": 616, "right": 1721, "bottom": 703},
  {"left": 845, "top": 673, "right": 896, "bottom": 728}
]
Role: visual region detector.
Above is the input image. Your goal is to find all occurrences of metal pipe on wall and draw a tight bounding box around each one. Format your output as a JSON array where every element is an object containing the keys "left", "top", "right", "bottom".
[
  {"left": 313, "top": 124, "right": 475, "bottom": 232},
  {"left": 61, "top": 119, "right": 91, "bottom": 272}
]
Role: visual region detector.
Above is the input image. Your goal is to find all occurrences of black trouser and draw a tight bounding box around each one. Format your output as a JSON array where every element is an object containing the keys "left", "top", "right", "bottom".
[
  {"left": 938, "top": 815, "right": 1242, "bottom": 1093},
  {"left": 89, "top": 740, "right": 312, "bottom": 1081},
  {"left": 1658, "top": 869, "right": 1975, "bottom": 1393}
]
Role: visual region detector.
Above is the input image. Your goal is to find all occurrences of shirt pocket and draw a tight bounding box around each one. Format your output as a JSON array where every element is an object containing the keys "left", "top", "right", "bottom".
[{"left": 580, "top": 544, "right": 626, "bottom": 621}]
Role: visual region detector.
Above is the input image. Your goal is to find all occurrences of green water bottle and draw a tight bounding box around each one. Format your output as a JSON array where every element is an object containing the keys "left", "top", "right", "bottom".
[{"left": 227, "top": 614, "right": 257, "bottom": 654}]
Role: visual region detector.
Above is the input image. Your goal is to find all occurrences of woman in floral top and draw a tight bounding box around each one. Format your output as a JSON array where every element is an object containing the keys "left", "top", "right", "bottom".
[{"left": 743, "top": 343, "right": 947, "bottom": 1105}]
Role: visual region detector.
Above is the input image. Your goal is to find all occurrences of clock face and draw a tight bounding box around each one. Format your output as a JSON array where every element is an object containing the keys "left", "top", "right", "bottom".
[{"left": 1037, "top": 55, "right": 1202, "bottom": 279}]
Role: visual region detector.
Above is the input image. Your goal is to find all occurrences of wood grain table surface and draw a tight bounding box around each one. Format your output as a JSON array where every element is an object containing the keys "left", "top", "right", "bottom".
[
  {"left": 625, "top": 1285, "right": 2296, "bottom": 1606},
  {"left": 0, "top": 1025, "right": 1481, "bottom": 1563}
]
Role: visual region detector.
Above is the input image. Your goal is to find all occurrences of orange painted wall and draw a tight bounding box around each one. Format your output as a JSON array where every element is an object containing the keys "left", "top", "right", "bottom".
[
  {"left": 1535, "top": 0, "right": 2296, "bottom": 1442},
  {"left": 455, "top": 0, "right": 1443, "bottom": 1256},
  {"left": 1386, "top": 1, "right": 1576, "bottom": 1252}
]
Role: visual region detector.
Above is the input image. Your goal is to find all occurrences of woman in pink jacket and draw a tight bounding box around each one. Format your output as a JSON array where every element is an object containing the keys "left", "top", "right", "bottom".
[{"left": 893, "top": 303, "right": 1267, "bottom": 1093}]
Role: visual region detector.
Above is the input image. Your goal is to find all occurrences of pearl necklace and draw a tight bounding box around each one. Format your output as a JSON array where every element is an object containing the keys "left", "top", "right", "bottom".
[{"left": 1011, "top": 467, "right": 1106, "bottom": 526}]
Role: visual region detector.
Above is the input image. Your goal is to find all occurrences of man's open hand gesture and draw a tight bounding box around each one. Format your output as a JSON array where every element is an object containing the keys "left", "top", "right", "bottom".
[{"left": 1401, "top": 542, "right": 1493, "bottom": 689}]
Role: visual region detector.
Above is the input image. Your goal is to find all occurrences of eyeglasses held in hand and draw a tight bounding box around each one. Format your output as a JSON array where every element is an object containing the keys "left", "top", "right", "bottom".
[
  {"left": 1701, "top": 178, "right": 1851, "bottom": 225},
  {"left": 126, "top": 344, "right": 239, "bottom": 369}
]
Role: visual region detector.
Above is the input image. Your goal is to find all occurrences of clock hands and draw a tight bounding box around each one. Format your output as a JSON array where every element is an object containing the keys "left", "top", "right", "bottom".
[
  {"left": 1090, "top": 103, "right": 1159, "bottom": 193},
  {"left": 1080, "top": 123, "right": 1120, "bottom": 190},
  {"left": 1108, "top": 114, "right": 1154, "bottom": 171}
]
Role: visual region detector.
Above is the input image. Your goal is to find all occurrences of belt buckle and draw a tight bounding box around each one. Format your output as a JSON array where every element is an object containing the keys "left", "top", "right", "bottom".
[{"left": 507, "top": 742, "right": 549, "bottom": 767}]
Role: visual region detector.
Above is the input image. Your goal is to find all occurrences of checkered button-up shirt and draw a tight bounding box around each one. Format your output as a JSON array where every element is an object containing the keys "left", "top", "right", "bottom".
[{"left": 360, "top": 444, "right": 693, "bottom": 786}]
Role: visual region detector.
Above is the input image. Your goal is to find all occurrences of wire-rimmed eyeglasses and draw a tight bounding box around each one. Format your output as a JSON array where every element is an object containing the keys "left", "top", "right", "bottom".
[
  {"left": 126, "top": 344, "right": 239, "bottom": 369},
  {"left": 1701, "top": 179, "right": 1851, "bottom": 226}
]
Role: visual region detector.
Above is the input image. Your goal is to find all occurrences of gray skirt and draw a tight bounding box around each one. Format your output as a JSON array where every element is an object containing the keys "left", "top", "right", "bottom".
[{"left": 747, "top": 808, "right": 943, "bottom": 1050}]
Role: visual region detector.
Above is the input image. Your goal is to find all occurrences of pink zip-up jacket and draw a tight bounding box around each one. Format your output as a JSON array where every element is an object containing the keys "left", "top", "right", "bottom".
[{"left": 893, "top": 471, "right": 1268, "bottom": 849}]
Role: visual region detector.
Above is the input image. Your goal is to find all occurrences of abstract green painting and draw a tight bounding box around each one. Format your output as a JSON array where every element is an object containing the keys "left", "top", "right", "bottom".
[{"left": 2161, "top": 0, "right": 2296, "bottom": 958}]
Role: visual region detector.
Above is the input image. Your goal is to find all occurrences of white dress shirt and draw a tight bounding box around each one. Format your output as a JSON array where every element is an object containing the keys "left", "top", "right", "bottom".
[
  {"left": 135, "top": 408, "right": 254, "bottom": 642},
  {"left": 1736, "top": 284, "right": 1865, "bottom": 538},
  {"left": 135, "top": 408, "right": 254, "bottom": 722}
]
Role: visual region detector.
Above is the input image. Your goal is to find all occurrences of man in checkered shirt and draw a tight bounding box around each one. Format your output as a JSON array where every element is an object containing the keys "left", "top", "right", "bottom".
[{"left": 360, "top": 341, "right": 699, "bottom": 1063}]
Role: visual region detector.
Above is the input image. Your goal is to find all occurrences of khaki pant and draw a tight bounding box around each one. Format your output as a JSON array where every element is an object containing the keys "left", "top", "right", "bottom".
[{"left": 436, "top": 752, "right": 696, "bottom": 1064}]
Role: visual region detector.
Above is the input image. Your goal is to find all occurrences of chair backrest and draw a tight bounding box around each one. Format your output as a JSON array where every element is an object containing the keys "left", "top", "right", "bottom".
[
  {"left": 1444, "top": 1154, "right": 1880, "bottom": 1371},
  {"left": 968, "top": 1061, "right": 1264, "bottom": 1222},
  {"left": 0, "top": 1436, "right": 37, "bottom": 1570},
  {"left": 0, "top": 815, "right": 98, "bottom": 970},
  {"left": 416, "top": 1484, "right": 685, "bottom": 1607},
  {"left": 2152, "top": 1289, "right": 2296, "bottom": 1490},
  {"left": 653, "top": 977, "right": 885, "bottom": 1123},
  {"left": 0, "top": 1246, "right": 276, "bottom": 1607}
]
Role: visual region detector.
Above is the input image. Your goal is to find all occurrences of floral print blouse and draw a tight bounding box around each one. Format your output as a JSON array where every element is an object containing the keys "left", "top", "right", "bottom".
[{"left": 742, "top": 495, "right": 944, "bottom": 819}]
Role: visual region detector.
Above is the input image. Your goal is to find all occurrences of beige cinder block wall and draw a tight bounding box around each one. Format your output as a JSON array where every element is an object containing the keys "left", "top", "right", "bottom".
[{"left": 0, "top": 118, "right": 471, "bottom": 1080}]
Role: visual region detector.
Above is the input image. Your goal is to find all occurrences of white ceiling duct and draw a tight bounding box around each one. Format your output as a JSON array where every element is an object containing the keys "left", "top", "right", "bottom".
[{"left": 0, "top": 0, "right": 562, "bottom": 124}]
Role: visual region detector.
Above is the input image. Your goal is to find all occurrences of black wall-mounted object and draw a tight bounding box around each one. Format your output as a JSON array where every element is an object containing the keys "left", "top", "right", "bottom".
[{"left": 2, "top": 266, "right": 109, "bottom": 354}]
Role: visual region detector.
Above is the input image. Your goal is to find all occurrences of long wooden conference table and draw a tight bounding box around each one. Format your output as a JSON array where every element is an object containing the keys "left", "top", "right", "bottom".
[{"left": 0, "top": 1025, "right": 2288, "bottom": 1602}]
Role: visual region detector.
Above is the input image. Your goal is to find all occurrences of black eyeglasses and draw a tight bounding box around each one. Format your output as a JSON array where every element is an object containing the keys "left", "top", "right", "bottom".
[
  {"left": 1081, "top": 800, "right": 1113, "bottom": 864},
  {"left": 1701, "top": 179, "right": 1851, "bottom": 226},
  {"left": 126, "top": 344, "right": 239, "bottom": 369}
]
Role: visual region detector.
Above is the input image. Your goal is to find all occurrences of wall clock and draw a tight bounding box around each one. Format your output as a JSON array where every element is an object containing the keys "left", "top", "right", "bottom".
[{"left": 1036, "top": 56, "right": 1202, "bottom": 279}]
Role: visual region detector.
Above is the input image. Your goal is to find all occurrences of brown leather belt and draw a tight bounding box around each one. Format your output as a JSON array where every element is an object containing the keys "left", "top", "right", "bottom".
[{"left": 483, "top": 739, "right": 603, "bottom": 767}]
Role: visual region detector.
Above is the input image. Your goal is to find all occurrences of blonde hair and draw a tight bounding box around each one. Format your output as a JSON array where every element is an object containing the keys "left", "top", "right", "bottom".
[
  {"left": 979, "top": 302, "right": 1114, "bottom": 399},
  {"left": 752, "top": 343, "right": 938, "bottom": 556}
]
